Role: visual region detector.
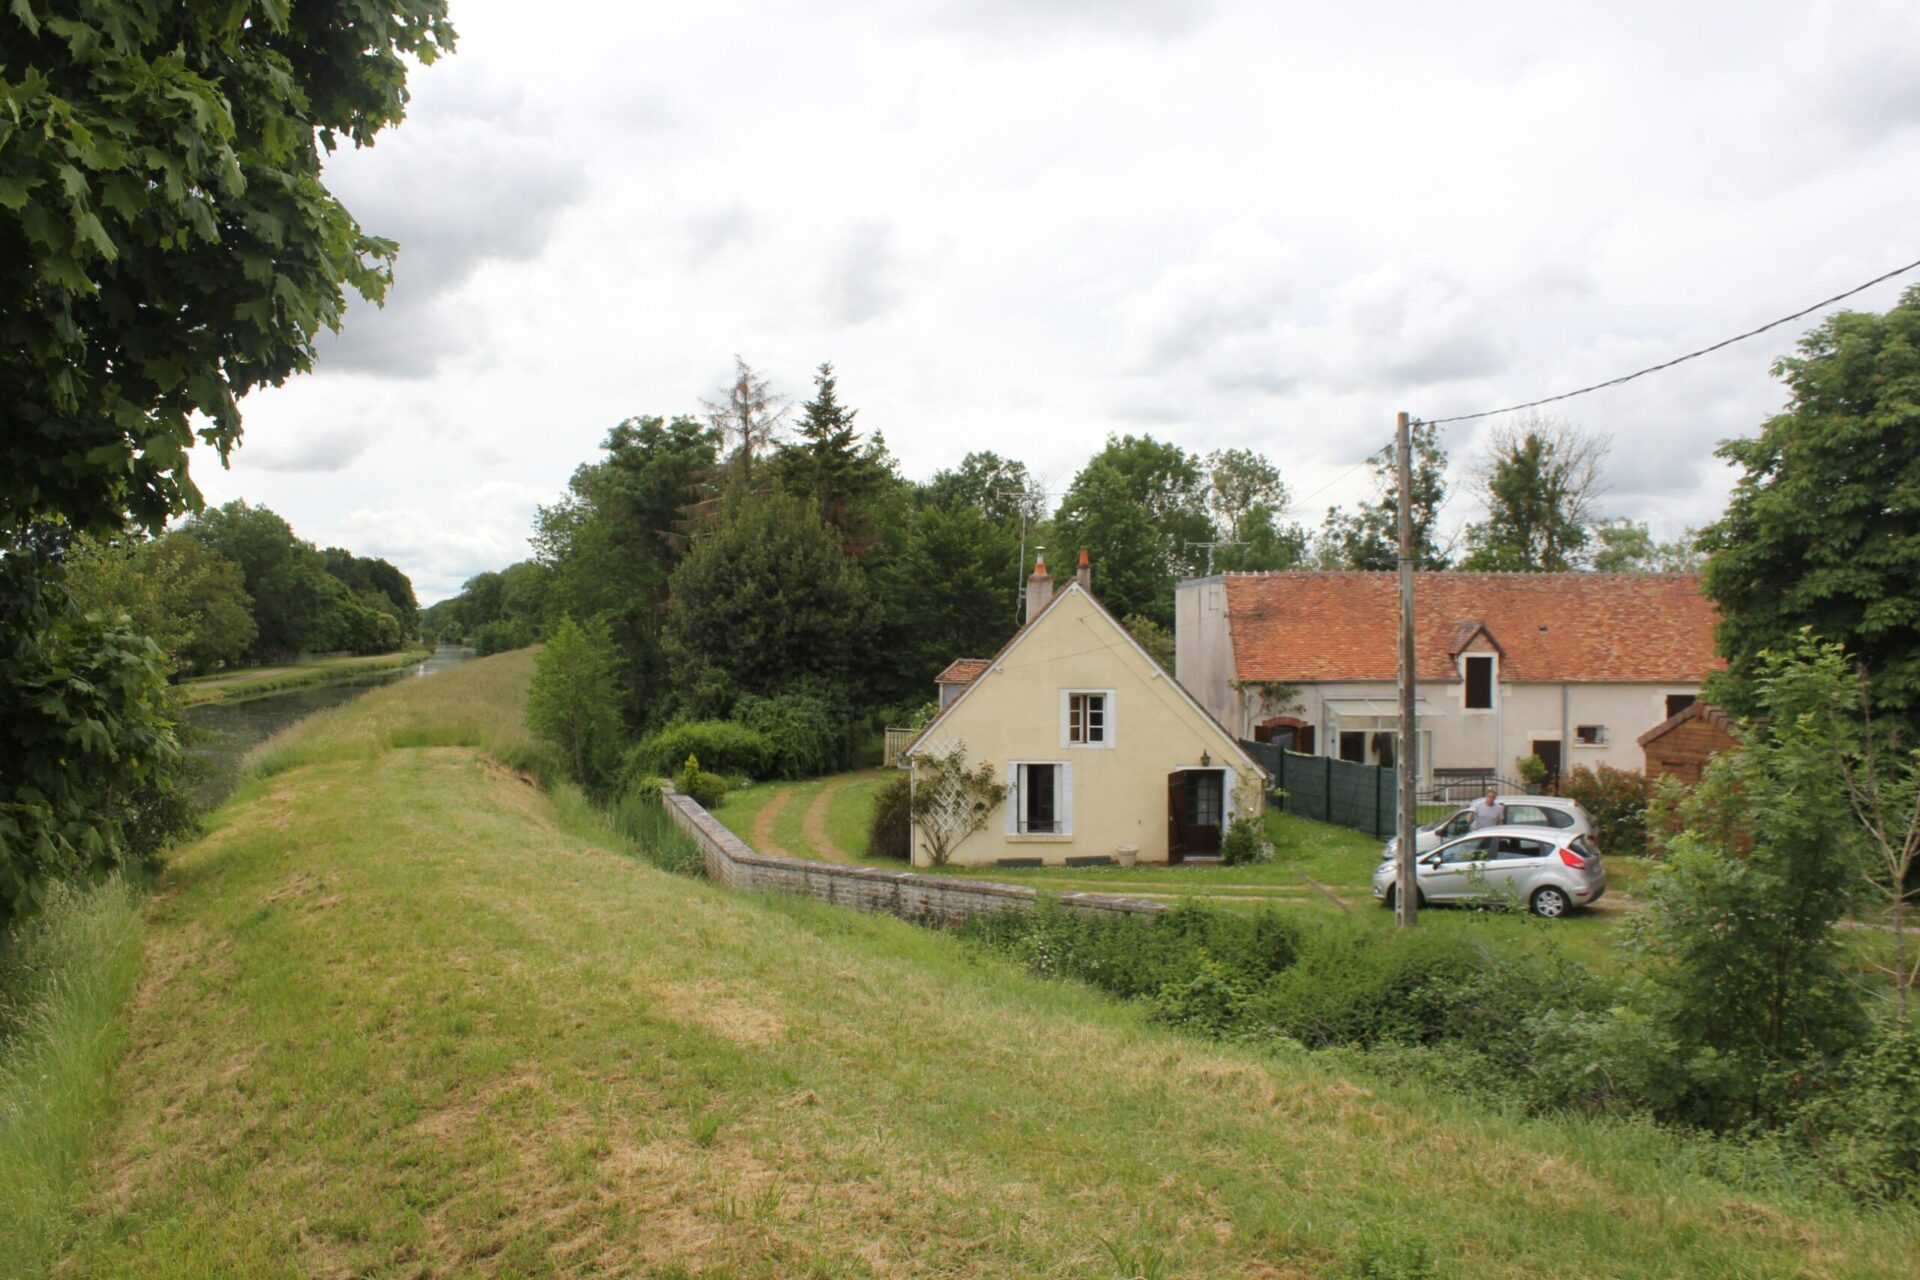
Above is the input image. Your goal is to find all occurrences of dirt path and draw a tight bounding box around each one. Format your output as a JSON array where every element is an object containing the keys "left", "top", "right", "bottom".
[
  {"left": 749, "top": 791, "right": 796, "bottom": 857},
  {"left": 801, "top": 776, "right": 864, "bottom": 863}
]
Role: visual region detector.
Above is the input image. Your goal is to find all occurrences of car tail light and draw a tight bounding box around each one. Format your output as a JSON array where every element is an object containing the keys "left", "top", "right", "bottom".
[{"left": 1559, "top": 847, "right": 1589, "bottom": 870}]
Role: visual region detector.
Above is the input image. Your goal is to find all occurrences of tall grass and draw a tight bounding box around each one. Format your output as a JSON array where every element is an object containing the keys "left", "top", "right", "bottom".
[{"left": 0, "top": 877, "right": 141, "bottom": 1275}]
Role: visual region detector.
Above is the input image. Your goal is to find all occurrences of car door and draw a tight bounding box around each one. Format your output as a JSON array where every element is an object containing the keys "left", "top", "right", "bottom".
[
  {"left": 1483, "top": 835, "right": 1556, "bottom": 902},
  {"left": 1422, "top": 836, "right": 1491, "bottom": 902}
]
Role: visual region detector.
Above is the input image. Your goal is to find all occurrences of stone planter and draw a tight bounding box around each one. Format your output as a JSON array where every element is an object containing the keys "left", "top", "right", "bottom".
[{"left": 1115, "top": 845, "right": 1139, "bottom": 867}]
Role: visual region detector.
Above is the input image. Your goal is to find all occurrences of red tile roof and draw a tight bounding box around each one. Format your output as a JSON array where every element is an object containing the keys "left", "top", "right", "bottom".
[
  {"left": 1221, "top": 572, "right": 1722, "bottom": 683},
  {"left": 934, "top": 658, "right": 992, "bottom": 685},
  {"left": 1637, "top": 699, "right": 1739, "bottom": 747}
]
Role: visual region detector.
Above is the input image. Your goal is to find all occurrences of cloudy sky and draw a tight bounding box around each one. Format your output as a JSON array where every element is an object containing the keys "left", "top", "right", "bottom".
[{"left": 191, "top": 0, "right": 1920, "bottom": 602}]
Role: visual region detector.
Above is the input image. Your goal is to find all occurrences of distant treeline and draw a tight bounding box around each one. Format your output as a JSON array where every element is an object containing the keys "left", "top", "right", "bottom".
[{"left": 67, "top": 500, "right": 419, "bottom": 676}]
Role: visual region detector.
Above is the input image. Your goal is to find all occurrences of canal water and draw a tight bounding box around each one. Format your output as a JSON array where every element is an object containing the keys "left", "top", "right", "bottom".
[{"left": 182, "top": 646, "right": 478, "bottom": 808}]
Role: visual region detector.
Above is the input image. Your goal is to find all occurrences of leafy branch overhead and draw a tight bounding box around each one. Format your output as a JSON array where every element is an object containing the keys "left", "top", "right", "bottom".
[{"left": 0, "top": 0, "right": 456, "bottom": 538}]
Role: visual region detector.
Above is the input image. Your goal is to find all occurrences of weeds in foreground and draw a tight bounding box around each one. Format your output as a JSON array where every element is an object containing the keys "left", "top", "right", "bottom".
[{"left": 0, "top": 877, "right": 141, "bottom": 1276}]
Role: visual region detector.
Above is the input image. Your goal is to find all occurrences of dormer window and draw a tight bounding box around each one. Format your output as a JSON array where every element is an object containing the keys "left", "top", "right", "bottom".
[
  {"left": 1061, "top": 689, "right": 1116, "bottom": 748},
  {"left": 1464, "top": 655, "right": 1495, "bottom": 710}
]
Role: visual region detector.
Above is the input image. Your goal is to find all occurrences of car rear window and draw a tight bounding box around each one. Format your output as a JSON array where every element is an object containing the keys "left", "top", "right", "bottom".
[{"left": 1571, "top": 835, "right": 1601, "bottom": 859}]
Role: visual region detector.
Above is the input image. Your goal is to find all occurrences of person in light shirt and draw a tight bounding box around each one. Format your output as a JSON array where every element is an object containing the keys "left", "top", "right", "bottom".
[{"left": 1467, "top": 786, "right": 1504, "bottom": 830}]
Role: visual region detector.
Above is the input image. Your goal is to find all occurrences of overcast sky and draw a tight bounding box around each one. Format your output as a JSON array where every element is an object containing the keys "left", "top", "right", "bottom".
[{"left": 190, "top": 0, "right": 1920, "bottom": 602}]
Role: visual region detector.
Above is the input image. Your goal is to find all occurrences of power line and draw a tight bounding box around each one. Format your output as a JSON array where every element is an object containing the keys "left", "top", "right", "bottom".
[{"left": 1421, "top": 255, "right": 1920, "bottom": 426}]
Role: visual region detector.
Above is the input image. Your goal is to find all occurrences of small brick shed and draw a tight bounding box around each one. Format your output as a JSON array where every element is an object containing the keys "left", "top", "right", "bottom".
[{"left": 1638, "top": 701, "right": 1738, "bottom": 785}]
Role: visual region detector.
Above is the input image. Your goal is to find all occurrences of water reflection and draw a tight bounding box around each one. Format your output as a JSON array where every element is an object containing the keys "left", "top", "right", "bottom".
[{"left": 182, "top": 646, "right": 477, "bottom": 809}]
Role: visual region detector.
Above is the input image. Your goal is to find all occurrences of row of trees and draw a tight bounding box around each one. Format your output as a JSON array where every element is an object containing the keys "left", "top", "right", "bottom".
[{"left": 65, "top": 503, "right": 418, "bottom": 674}]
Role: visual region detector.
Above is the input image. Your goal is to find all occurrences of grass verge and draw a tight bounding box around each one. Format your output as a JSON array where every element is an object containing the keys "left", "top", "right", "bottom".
[
  {"left": 176, "top": 648, "right": 433, "bottom": 707},
  {"left": 0, "top": 877, "right": 141, "bottom": 1276}
]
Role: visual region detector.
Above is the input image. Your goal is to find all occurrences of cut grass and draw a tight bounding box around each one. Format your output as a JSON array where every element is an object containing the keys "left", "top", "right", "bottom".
[
  {"left": 48, "top": 656, "right": 1920, "bottom": 1276},
  {"left": 176, "top": 648, "right": 433, "bottom": 707}
]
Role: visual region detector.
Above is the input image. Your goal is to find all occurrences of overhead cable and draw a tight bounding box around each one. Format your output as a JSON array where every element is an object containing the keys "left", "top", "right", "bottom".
[{"left": 1421, "top": 255, "right": 1920, "bottom": 426}]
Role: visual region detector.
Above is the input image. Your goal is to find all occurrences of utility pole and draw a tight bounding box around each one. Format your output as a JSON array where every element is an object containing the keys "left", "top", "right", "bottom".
[{"left": 1395, "top": 410, "right": 1420, "bottom": 928}]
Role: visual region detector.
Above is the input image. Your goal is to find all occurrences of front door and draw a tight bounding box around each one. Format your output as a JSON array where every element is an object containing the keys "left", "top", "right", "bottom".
[
  {"left": 1530, "top": 739, "right": 1563, "bottom": 791},
  {"left": 1169, "top": 769, "right": 1224, "bottom": 857}
]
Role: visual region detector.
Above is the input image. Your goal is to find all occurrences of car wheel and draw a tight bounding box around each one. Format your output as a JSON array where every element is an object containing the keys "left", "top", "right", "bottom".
[
  {"left": 1530, "top": 886, "right": 1569, "bottom": 918},
  {"left": 1382, "top": 884, "right": 1425, "bottom": 910}
]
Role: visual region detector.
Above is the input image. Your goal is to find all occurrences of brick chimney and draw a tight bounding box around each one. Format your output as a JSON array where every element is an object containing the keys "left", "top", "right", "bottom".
[
  {"left": 1075, "top": 547, "right": 1091, "bottom": 594},
  {"left": 1024, "top": 548, "right": 1054, "bottom": 624}
]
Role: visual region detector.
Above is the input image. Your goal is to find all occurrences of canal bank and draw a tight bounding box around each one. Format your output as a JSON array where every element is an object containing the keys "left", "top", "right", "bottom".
[{"left": 182, "top": 645, "right": 476, "bottom": 807}]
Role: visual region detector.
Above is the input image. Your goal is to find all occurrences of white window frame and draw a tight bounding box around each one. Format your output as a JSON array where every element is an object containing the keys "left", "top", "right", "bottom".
[
  {"left": 1059, "top": 688, "right": 1117, "bottom": 749},
  {"left": 1574, "top": 724, "right": 1608, "bottom": 747},
  {"left": 1006, "top": 760, "right": 1074, "bottom": 837},
  {"left": 1460, "top": 653, "right": 1498, "bottom": 715}
]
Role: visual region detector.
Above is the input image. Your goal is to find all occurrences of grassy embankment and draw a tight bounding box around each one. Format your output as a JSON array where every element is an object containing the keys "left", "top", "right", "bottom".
[
  {"left": 711, "top": 773, "right": 1648, "bottom": 972},
  {"left": 8, "top": 650, "right": 1911, "bottom": 1274},
  {"left": 175, "top": 647, "right": 434, "bottom": 707}
]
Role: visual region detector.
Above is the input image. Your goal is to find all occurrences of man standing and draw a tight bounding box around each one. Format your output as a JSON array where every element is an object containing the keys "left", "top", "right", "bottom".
[{"left": 1468, "top": 786, "right": 1503, "bottom": 830}]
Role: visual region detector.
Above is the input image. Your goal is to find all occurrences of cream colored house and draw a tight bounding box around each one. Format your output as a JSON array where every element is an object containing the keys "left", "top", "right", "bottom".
[
  {"left": 905, "top": 556, "right": 1265, "bottom": 868},
  {"left": 1175, "top": 571, "right": 1721, "bottom": 793}
]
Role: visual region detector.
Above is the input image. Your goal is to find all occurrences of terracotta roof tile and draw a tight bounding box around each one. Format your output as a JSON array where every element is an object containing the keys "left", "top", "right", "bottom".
[
  {"left": 934, "top": 658, "right": 992, "bottom": 685},
  {"left": 1220, "top": 572, "right": 1723, "bottom": 684},
  {"left": 1637, "top": 699, "right": 1740, "bottom": 747}
]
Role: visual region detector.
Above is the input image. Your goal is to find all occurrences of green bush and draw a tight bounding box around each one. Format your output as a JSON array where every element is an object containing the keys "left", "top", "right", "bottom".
[
  {"left": 672, "top": 755, "right": 728, "bottom": 809},
  {"left": 731, "top": 690, "right": 850, "bottom": 778},
  {"left": 1561, "top": 764, "right": 1651, "bottom": 857},
  {"left": 607, "top": 790, "right": 704, "bottom": 877},
  {"left": 470, "top": 616, "right": 538, "bottom": 656},
  {"left": 1789, "top": 1024, "right": 1920, "bottom": 1205},
  {"left": 1219, "top": 814, "right": 1272, "bottom": 865},
  {"left": 626, "top": 720, "right": 775, "bottom": 781},
  {"left": 868, "top": 773, "right": 912, "bottom": 859}
]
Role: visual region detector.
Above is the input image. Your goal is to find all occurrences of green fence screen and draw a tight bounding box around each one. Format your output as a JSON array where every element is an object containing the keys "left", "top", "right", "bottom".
[{"left": 1240, "top": 740, "right": 1400, "bottom": 841}]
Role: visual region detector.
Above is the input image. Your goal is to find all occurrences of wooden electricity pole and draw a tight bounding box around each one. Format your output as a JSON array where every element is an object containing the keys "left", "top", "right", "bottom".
[{"left": 1395, "top": 411, "right": 1420, "bottom": 928}]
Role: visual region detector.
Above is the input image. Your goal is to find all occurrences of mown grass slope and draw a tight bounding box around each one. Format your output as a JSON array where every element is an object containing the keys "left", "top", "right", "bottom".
[{"left": 51, "top": 652, "right": 1920, "bottom": 1277}]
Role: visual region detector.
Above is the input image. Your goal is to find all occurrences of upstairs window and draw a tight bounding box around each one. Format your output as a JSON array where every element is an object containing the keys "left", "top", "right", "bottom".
[
  {"left": 1061, "top": 690, "right": 1115, "bottom": 748},
  {"left": 1575, "top": 724, "right": 1607, "bottom": 745},
  {"left": 1464, "top": 655, "right": 1494, "bottom": 710}
]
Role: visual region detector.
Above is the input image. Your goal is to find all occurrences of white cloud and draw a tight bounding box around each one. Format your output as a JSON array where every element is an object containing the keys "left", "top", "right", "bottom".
[{"left": 191, "top": 0, "right": 1920, "bottom": 600}]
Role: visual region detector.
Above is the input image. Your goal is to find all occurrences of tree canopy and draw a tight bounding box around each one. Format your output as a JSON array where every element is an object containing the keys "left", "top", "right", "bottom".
[
  {"left": 0, "top": 0, "right": 455, "bottom": 539},
  {"left": 1458, "top": 418, "right": 1606, "bottom": 572},
  {"left": 1318, "top": 420, "right": 1451, "bottom": 571},
  {"left": 1701, "top": 285, "right": 1920, "bottom": 730}
]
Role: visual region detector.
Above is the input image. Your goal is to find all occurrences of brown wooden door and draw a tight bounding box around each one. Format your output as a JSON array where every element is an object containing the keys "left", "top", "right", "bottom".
[{"left": 1185, "top": 770, "right": 1223, "bottom": 855}]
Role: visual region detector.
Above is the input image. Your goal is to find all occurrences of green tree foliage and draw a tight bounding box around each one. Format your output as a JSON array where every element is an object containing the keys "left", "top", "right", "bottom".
[
  {"left": 1459, "top": 418, "right": 1607, "bottom": 572},
  {"left": 1122, "top": 613, "right": 1175, "bottom": 670},
  {"left": 525, "top": 616, "right": 623, "bottom": 791},
  {"left": 922, "top": 451, "right": 1046, "bottom": 525},
  {"left": 663, "top": 491, "right": 877, "bottom": 717},
  {"left": 534, "top": 415, "right": 717, "bottom": 720},
  {"left": 1317, "top": 421, "right": 1451, "bottom": 571},
  {"left": 1631, "top": 637, "right": 1869, "bottom": 1126},
  {"left": 1589, "top": 519, "right": 1704, "bottom": 573},
  {"left": 180, "top": 500, "right": 396, "bottom": 659},
  {"left": 0, "top": 0, "right": 455, "bottom": 542},
  {"left": 320, "top": 547, "right": 418, "bottom": 635},
  {"left": 0, "top": 553, "right": 184, "bottom": 926},
  {"left": 1700, "top": 286, "right": 1920, "bottom": 731},
  {"left": 772, "top": 363, "right": 896, "bottom": 556},
  {"left": 63, "top": 530, "right": 257, "bottom": 673},
  {"left": 1205, "top": 449, "right": 1308, "bottom": 572},
  {"left": 1055, "top": 434, "right": 1210, "bottom": 624},
  {"left": 881, "top": 501, "right": 1019, "bottom": 688}
]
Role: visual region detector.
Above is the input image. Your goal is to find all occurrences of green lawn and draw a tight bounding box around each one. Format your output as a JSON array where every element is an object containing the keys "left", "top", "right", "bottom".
[
  {"left": 28, "top": 651, "right": 1918, "bottom": 1277},
  {"left": 707, "top": 779, "right": 1638, "bottom": 969}
]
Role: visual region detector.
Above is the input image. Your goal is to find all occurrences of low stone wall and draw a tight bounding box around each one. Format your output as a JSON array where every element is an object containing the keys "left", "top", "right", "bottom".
[{"left": 660, "top": 786, "right": 1165, "bottom": 925}]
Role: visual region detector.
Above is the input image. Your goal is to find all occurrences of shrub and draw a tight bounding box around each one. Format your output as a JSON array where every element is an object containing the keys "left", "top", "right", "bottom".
[
  {"left": 608, "top": 790, "right": 704, "bottom": 877},
  {"left": 1219, "top": 814, "right": 1272, "bottom": 865},
  {"left": 868, "top": 773, "right": 912, "bottom": 859},
  {"left": 672, "top": 755, "right": 728, "bottom": 809},
  {"left": 1561, "top": 764, "right": 1651, "bottom": 857},
  {"left": 1789, "top": 1024, "right": 1920, "bottom": 1205},
  {"left": 732, "top": 690, "right": 849, "bottom": 778},
  {"left": 525, "top": 616, "right": 624, "bottom": 792},
  {"left": 626, "top": 720, "right": 774, "bottom": 780}
]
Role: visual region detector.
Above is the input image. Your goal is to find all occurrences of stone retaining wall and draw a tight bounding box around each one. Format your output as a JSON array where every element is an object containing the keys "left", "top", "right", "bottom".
[{"left": 660, "top": 786, "right": 1165, "bottom": 925}]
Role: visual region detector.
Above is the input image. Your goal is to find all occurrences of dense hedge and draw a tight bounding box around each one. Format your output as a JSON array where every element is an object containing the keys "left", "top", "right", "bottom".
[
  {"left": 732, "top": 690, "right": 851, "bottom": 778},
  {"left": 625, "top": 721, "right": 775, "bottom": 780},
  {"left": 1560, "top": 764, "right": 1651, "bottom": 857},
  {"left": 867, "top": 774, "right": 911, "bottom": 859}
]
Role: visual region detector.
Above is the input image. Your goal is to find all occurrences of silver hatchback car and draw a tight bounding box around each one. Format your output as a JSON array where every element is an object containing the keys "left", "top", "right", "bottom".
[
  {"left": 1372, "top": 824, "right": 1606, "bottom": 918},
  {"left": 1382, "top": 795, "right": 1596, "bottom": 861}
]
